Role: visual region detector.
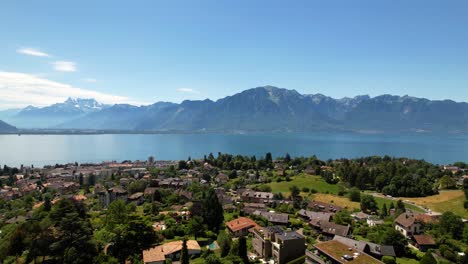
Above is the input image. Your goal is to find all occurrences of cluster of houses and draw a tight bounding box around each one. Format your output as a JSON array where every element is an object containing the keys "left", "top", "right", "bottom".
[{"left": 2, "top": 159, "right": 459, "bottom": 264}]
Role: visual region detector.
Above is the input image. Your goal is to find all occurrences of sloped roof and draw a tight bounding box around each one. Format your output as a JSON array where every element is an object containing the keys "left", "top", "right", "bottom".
[
  {"left": 142, "top": 240, "right": 200, "bottom": 263},
  {"left": 413, "top": 235, "right": 436, "bottom": 246},
  {"left": 394, "top": 212, "right": 416, "bottom": 228},
  {"left": 226, "top": 217, "right": 259, "bottom": 232},
  {"left": 333, "top": 235, "right": 396, "bottom": 257},
  {"left": 317, "top": 221, "right": 350, "bottom": 237},
  {"left": 298, "top": 209, "right": 333, "bottom": 222}
]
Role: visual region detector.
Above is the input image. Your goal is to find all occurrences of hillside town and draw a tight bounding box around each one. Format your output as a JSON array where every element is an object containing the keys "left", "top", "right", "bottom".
[{"left": 0, "top": 153, "right": 467, "bottom": 264}]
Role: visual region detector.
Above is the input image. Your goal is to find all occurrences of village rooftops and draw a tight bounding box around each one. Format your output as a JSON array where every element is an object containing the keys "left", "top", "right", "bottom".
[
  {"left": 108, "top": 186, "right": 127, "bottom": 194},
  {"left": 241, "top": 190, "right": 274, "bottom": 199},
  {"left": 308, "top": 201, "right": 342, "bottom": 213},
  {"left": 333, "top": 235, "right": 396, "bottom": 257},
  {"left": 413, "top": 235, "right": 436, "bottom": 246},
  {"left": 128, "top": 192, "right": 144, "bottom": 200},
  {"left": 226, "top": 217, "right": 259, "bottom": 233},
  {"left": 312, "top": 221, "right": 350, "bottom": 237},
  {"left": 414, "top": 213, "right": 440, "bottom": 224},
  {"left": 298, "top": 209, "right": 333, "bottom": 222},
  {"left": 142, "top": 240, "right": 200, "bottom": 263},
  {"left": 276, "top": 231, "right": 304, "bottom": 241},
  {"left": 253, "top": 210, "right": 289, "bottom": 224},
  {"left": 395, "top": 212, "right": 418, "bottom": 228},
  {"left": 314, "top": 240, "right": 383, "bottom": 264}
]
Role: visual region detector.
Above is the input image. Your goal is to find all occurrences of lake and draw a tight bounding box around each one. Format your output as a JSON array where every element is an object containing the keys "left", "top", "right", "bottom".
[{"left": 0, "top": 133, "right": 467, "bottom": 167}]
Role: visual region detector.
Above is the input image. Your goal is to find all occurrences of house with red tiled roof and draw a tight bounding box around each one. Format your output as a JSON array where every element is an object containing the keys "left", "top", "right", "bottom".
[
  {"left": 226, "top": 217, "right": 259, "bottom": 237},
  {"left": 413, "top": 235, "right": 436, "bottom": 252},
  {"left": 142, "top": 240, "right": 201, "bottom": 264}
]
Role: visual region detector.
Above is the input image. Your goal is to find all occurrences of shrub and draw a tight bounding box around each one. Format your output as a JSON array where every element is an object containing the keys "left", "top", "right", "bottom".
[{"left": 382, "top": 256, "right": 396, "bottom": 264}]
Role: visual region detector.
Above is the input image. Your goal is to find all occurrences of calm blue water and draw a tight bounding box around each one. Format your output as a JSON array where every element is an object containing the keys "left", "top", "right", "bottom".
[{"left": 0, "top": 133, "right": 467, "bottom": 167}]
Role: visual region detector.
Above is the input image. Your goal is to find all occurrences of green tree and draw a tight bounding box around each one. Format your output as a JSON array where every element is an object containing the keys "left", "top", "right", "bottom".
[
  {"left": 180, "top": 238, "right": 189, "bottom": 264},
  {"left": 106, "top": 199, "right": 128, "bottom": 228},
  {"left": 217, "top": 231, "right": 231, "bottom": 257},
  {"left": 290, "top": 185, "right": 300, "bottom": 199},
  {"left": 348, "top": 187, "right": 361, "bottom": 202},
  {"left": 6, "top": 225, "right": 26, "bottom": 262},
  {"left": 438, "top": 211, "right": 463, "bottom": 239},
  {"left": 128, "top": 180, "right": 147, "bottom": 194},
  {"left": 178, "top": 160, "right": 188, "bottom": 170},
  {"left": 380, "top": 203, "right": 388, "bottom": 218},
  {"left": 238, "top": 236, "right": 249, "bottom": 263},
  {"left": 381, "top": 229, "right": 407, "bottom": 257},
  {"left": 109, "top": 216, "right": 157, "bottom": 262},
  {"left": 204, "top": 254, "right": 222, "bottom": 264},
  {"left": 419, "top": 251, "right": 437, "bottom": 264},
  {"left": 265, "top": 152, "right": 273, "bottom": 165},
  {"left": 382, "top": 256, "right": 396, "bottom": 264},
  {"left": 396, "top": 200, "right": 405, "bottom": 215},
  {"left": 43, "top": 194, "right": 52, "bottom": 212},
  {"left": 187, "top": 216, "right": 204, "bottom": 239},
  {"left": 201, "top": 188, "right": 224, "bottom": 232},
  {"left": 334, "top": 210, "right": 352, "bottom": 225},
  {"left": 49, "top": 199, "right": 97, "bottom": 263},
  {"left": 360, "top": 195, "right": 378, "bottom": 213},
  {"left": 88, "top": 174, "right": 95, "bottom": 186}
]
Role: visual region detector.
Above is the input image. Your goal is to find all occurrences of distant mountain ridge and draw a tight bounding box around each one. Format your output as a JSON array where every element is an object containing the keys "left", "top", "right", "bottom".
[
  {"left": 0, "top": 120, "right": 17, "bottom": 133},
  {"left": 1, "top": 98, "right": 109, "bottom": 128},
  {"left": 2, "top": 86, "right": 468, "bottom": 133}
]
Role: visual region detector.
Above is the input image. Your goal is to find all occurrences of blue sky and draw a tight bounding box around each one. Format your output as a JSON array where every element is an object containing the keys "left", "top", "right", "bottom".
[{"left": 0, "top": 0, "right": 467, "bottom": 109}]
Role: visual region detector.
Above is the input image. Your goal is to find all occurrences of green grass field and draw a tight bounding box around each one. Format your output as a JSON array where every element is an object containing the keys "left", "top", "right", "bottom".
[
  {"left": 372, "top": 196, "right": 424, "bottom": 213},
  {"left": 404, "top": 190, "right": 467, "bottom": 218},
  {"left": 264, "top": 174, "right": 339, "bottom": 195}
]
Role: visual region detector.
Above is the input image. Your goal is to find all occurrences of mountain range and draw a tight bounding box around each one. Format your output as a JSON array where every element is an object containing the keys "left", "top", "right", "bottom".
[
  {"left": 0, "top": 120, "right": 17, "bottom": 133},
  {"left": 1, "top": 86, "right": 468, "bottom": 133}
]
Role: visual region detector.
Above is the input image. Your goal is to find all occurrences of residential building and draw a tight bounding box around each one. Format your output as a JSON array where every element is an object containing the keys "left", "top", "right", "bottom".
[
  {"left": 128, "top": 192, "right": 144, "bottom": 205},
  {"left": 253, "top": 210, "right": 289, "bottom": 225},
  {"left": 309, "top": 220, "right": 350, "bottom": 240},
  {"left": 253, "top": 226, "right": 305, "bottom": 264},
  {"left": 240, "top": 190, "right": 274, "bottom": 203},
  {"left": 412, "top": 235, "right": 436, "bottom": 252},
  {"left": 394, "top": 212, "right": 422, "bottom": 238},
  {"left": 142, "top": 240, "right": 201, "bottom": 264},
  {"left": 226, "top": 217, "right": 259, "bottom": 237},
  {"left": 308, "top": 201, "right": 342, "bottom": 213},
  {"left": 271, "top": 231, "right": 306, "bottom": 264},
  {"left": 306, "top": 240, "right": 383, "bottom": 264},
  {"left": 333, "top": 235, "right": 396, "bottom": 259},
  {"left": 298, "top": 209, "right": 333, "bottom": 223}
]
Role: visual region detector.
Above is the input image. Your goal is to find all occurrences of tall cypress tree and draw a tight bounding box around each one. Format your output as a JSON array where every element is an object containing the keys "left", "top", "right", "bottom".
[
  {"left": 180, "top": 238, "right": 189, "bottom": 264},
  {"left": 202, "top": 188, "right": 224, "bottom": 232},
  {"left": 381, "top": 203, "right": 388, "bottom": 218},
  {"left": 238, "top": 236, "right": 249, "bottom": 263}
]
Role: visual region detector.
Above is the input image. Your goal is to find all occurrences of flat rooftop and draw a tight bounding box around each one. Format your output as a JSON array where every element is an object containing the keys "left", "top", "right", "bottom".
[{"left": 314, "top": 240, "right": 383, "bottom": 264}]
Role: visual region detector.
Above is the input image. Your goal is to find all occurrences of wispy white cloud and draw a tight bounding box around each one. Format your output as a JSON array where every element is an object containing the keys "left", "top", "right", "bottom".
[
  {"left": 53, "top": 61, "right": 76, "bottom": 72},
  {"left": 83, "top": 78, "right": 97, "bottom": 83},
  {"left": 0, "top": 71, "right": 148, "bottom": 109},
  {"left": 176, "top": 88, "right": 199, "bottom": 93},
  {"left": 17, "top": 47, "right": 50, "bottom": 57}
]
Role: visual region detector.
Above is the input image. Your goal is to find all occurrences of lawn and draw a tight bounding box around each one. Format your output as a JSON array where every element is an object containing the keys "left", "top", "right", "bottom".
[
  {"left": 372, "top": 196, "right": 424, "bottom": 213},
  {"left": 306, "top": 192, "right": 422, "bottom": 213},
  {"left": 310, "top": 193, "right": 360, "bottom": 211},
  {"left": 403, "top": 190, "right": 467, "bottom": 218},
  {"left": 396, "top": 257, "right": 419, "bottom": 264},
  {"left": 264, "top": 174, "right": 339, "bottom": 196}
]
